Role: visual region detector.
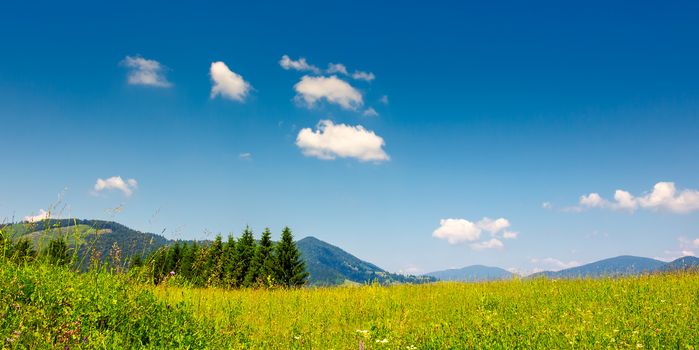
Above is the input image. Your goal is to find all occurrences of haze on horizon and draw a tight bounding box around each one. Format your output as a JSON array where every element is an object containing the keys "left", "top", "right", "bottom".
[{"left": 1, "top": 0, "right": 698, "bottom": 275}]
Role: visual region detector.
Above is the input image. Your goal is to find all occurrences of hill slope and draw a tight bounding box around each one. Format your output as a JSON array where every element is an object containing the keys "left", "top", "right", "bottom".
[
  {"left": 297, "top": 236, "right": 435, "bottom": 285},
  {"left": 425, "top": 265, "right": 516, "bottom": 281},
  {"left": 658, "top": 256, "right": 699, "bottom": 272}
]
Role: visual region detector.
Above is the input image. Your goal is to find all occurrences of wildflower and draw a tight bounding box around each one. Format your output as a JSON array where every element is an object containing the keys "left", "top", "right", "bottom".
[
  {"left": 375, "top": 338, "right": 389, "bottom": 344},
  {"left": 356, "top": 329, "right": 369, "bottom": 334},
  {"left": 170, "top": 271, "right": 176, "bottom": 276}
]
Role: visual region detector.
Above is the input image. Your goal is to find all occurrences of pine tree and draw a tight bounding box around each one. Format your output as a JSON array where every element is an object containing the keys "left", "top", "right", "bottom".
[
  {"left": 235, "top": 226, "right": 256, "bottom": 287},
  {"left": 274, "top": 227, "right": 308, "bottom": 288},
  {"left": 12, "top": 239, "right": 36, "bottom": 263},
  {"left": 251, "top": 228, "right": 275, "bottom": 287},
  {"left": 179, "top": 243, "right": 193, "bottom": 279},
  {"left": 223, "top": 235, "right": 237, "bottom": 287},
  {"left": 207, "top": 235, "right": 225, "bottom": 286},
  {"left": 44, "top": 237, "right": 69, "bottom": 266}
]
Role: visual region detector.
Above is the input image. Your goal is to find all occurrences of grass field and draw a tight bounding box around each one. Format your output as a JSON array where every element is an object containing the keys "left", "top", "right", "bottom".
[{"left": 2, "top": 260, "right": 699, "bottom": 349}]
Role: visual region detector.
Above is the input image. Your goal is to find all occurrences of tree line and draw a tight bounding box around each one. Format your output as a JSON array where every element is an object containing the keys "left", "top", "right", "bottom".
[
  {"left": 0, "top": 224, "right": 309, "bottom": 289},
  {"left": 138, "top": 226, "right": 308, "bottom": 288}
]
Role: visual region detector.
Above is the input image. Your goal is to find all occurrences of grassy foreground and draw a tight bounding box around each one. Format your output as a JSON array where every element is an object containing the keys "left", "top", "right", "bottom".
[{"left": 2, "top": 261, "right": 699, "bottom": 349}]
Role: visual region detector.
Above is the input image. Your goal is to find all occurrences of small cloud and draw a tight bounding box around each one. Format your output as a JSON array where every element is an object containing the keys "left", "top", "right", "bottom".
[
  {"left": 239, "top": 152, "right": 252, "bottom": 160},
  {"left": 326, "top": 63, "right": 348, "bottom": 75},
  {"left": 296, "top": 120, "right": 389, "bottom": 162},
  {"left": 362, "top": 107, "right": 379, "bottom": 117},
  {"left": 432, "top": 218, "right": 481, "bottom": 244},
  {"left": 121, "top": 55, "right": 172, "bottom": 87},
  {"left": 93, "top": 176, "right": 138, "bottom": 197},
  {"left": 470, "top": 238, "right": 504, "bottom": 251},
  {"left": 694, "top": 238, "right": 699, "bottom": 247},
  {"left": 433, "top": 217, "right": 517, "bottom": 249},
  {"left": 503, "top": 231, "right": 518, "bottom": 239},
  {"left": 575, "top": 182, "right": 699, "bottom": 214},
  {"left": 23, "top": 209, "right": 51, "bottom": 222},
  {"left": 542, "top": 202, "right": 552, "bottom": 209},
  {"left": 352, "top": 70, "right": 375, "bottom": 82},
  {"left": 279, "top": 55, "right": 320, "bottom": 74},
  {"left": 294, "top": 75, "right": 363, "bottom": 110},
  {"left": 210, "top": 61, "right": 252, "bottom": 102},
  {"left": 379, "top": 95, "right": 389, "bottom": 105}
]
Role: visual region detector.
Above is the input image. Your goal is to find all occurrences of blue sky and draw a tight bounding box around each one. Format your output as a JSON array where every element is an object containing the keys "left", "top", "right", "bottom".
[{"left": 1, "top": 0, "right": 698, "bottom": 274}]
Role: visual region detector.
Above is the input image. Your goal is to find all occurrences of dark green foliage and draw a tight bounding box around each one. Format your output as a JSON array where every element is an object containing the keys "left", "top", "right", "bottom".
[
  {"left": 206, "top": 235, "right": 224, "bottom": 287},
  {"left": 274, "top": 227, "right": 308, "bottom": 288},
  {"left": 251, "top": 228, "right": 275, "bottom": 287},
  {"left": 236, "top": 227, "right": 257, "bottom": 287},
  {"left": 43, "top": 237, "right": 69, "bottom": 266},
  {"left": 11, "top": 239, "right": 36, "bottom": 263},
  {"left": 223, "top": 235, "right": 236, "bottom": 286}
]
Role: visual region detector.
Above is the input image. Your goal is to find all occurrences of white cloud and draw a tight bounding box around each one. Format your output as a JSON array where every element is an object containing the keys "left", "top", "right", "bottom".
[
  {"left": 503, "top": 231, "right": 519, "bottom": 239},
  {"left": 530, "top": 257, "right": 580, "bottom": 271},
  {"left": 477, "top": 217, "right": 510, "bottom": 235},
  {"left": 239, "top": 152, "right": 252, "bottom": 160},
  {"left": 470, "top": 238, "right": 504, "bottom": 251},
  {"left": 93, "top": 176, "right": 138, "bottom": 197},
  {"left": 432, "top": 218, "right": 482, "bottom": 244},
  {"left": 326, "top": 63, "right": 348, "bottom": 75},
  {"left": 294, "top": 75, "right": 363, "bottom": 110},
  {"left": 693, "top": 238, "right": 699, "bottom": 247},
  {"left": 433, "top": 217, "right": 517, "bottom": 249},
  {"left": 23, "top": 209, "right": 51, "bottom": 222},
  {"left": 296, "top": 120, "right": 389, "bottom": 162},
  {"left": 577, "top": 182, "right": 699, "bottom": 214},
  {"left": 362, "top": 107, "right": 379, "bottom": 117},
  {"left": 379, "top": 95, "right": 389, "bottom": 105},
  {"left": 542, "top": 202, "right": 553, "bottom": 209},
  {"left": 579, "top": 193, "right": 608, "bottom": 208},
  {"left": 279, "top": 55, "right": 320, "bottom": 74},
  {"left": 352, "top": 70, "right": 375, "bottom": 82},
  {"left": 121, "top": 56, "right": 172, "bottom": 87},
  {"left": 209, "top": 61, "right": 252, "bottom": 102}
]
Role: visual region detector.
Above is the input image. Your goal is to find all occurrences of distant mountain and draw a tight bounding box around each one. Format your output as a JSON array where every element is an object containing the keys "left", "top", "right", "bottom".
[
  {"left": 658, "top": 256, "right": 699, "bottom": 272},
  {"left": 530, "top": 255, "right": 666, "bottom": 279},
  {"left": 425, "top": 265, "right": 516, "bottom": 282},
  {"left": 297, "top": 236, "right": 435, "bottom": 286}
]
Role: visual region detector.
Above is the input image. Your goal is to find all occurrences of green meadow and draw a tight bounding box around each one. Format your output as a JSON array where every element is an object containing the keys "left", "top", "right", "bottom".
[{"left": 2, "top": 259, "right": 698, "bottom": 349}]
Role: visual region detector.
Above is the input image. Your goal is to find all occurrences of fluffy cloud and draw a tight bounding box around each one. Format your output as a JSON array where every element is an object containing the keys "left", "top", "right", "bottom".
[
  {"left": 477, "top": 217, "right": 511, "bottom": 235},
  {"left": 279, "top": 55, "right": 320, "bottom": 74},
  {"left": 578, "top": 182, "right": 699, "bottom": 214},
  {"left": 326, "top": 63, "right": 348, "bottom": 75},
  {"left": 23, "top": 209, "right": 51, "bottom": 222},
  {"left": 93, "top": 176, "right": 138, "bottom": 197},
  {"left": 433, "top": 217, "right": 516, "bottom": 249},
  {"left": 296, "top": 120, "right": 389, "bottom": 162},
  {"left": 379, "top": 95, "right": 389, "bottom": 105},
  {"left": 432, "top": 218, "right": 482, "bottom": 244},
  {"left": 239, "top": 152, "right": 252, "bottom": 160},
  {"left": 352, "top": 70, "right": 375, "bottom": 82},
  {"left": 294, "top": 75, "right": 363, "bottom": 110},
  {"left": 470, "top": 238, "right": 504, "bottom": 251},
  {"left": 210, "top": 61, "right": 252, "bottom": 102},
  {"left": 694, "top": 238, "right": 699, "bottom": 247},
  {"left": 121, "top": 56, "right": 172, "bottom": 87},
  {"left": 362, "top": 107, "right": 379, "bottom": 117}
]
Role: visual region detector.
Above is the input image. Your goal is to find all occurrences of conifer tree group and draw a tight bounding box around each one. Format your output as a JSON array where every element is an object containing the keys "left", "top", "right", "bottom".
[{"left": 142, "top": 226, "right": 308, "bottom": 288}]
